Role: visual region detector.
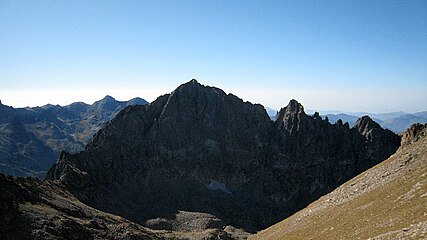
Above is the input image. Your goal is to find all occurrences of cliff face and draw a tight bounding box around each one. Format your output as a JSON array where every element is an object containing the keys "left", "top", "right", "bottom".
[
  {"left": 267, "top": 101, "right": 401, "bottom": 213},
  {"left": 46, "top": 80, "right": 401, "bottom": 232},
  {"left": 354, "top": 116, "right": 402, "bottom": 171}
]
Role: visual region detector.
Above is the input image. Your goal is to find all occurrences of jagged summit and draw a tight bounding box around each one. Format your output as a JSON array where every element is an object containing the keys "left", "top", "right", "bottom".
[
  {"left": 354, "top": 115, "right": 381, "bottom": 132},
  {"left": 353, "top": 115, "right": 401, "bottom": 171},
  {"left": 274, "top": 99, "right": 305, "bottom": 121},
  {"left": 285, "top": 99, "right": 305, "bottom": 113},
  {"left": 274, "top": 99, "right": 308, "bottom": 130},
  {"left": 90, "top": 95, "right": 122, "bottom": 112},
  {"left": 173, "top": 79, "right": 225, "bottom": 97},
  {"left": 174, "top": 78, "right": 204, "bottom": 92}
]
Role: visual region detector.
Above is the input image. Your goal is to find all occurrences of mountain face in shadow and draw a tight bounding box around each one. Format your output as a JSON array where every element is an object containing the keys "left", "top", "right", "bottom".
[
  {"left": 46, "top": 80, "right": 400, "bottom": 232},
  {"left": 0, "top": 96, "right": 147, "bottom": 178}
]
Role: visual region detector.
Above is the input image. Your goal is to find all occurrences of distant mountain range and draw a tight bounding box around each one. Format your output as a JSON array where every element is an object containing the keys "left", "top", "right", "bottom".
[
  {"left": 325, "top": 111, "right": 427, "bottom": 133},
  {"left": 0, "top": 96, "right": 147, "bottom": 178},
  {"left": 266, "top": 108, "right": 427, "bottom": 133}
]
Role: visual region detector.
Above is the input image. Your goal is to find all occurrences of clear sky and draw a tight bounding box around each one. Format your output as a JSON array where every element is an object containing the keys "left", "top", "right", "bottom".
[{"left": 1, "top": 0, "right": 426, "bottom": 113}]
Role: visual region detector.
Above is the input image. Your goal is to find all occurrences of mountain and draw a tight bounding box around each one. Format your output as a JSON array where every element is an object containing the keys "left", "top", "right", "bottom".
[
  {"left": 321, "top": 111, "right": 408, "bottom": 122},
  {"left": 413, "top": 111, "right": 427, "bottom": 118},
  {"left": 352, "top": 111, "right": 408, "bottom": 121},
  {"left": 324, "top": 111, "right": 427, "bottom": 133},
  {"left": 381, "top": 113, "right": 427, "bottom": 133},
  {"left": 46, "top": 80, "right": 400, "bottom": 234},
  {"left": 0, "top": 96, "right": 147, "bottom": 178},
  {"left": 251, "top": 123, "right": 427, "bottom": 240}
]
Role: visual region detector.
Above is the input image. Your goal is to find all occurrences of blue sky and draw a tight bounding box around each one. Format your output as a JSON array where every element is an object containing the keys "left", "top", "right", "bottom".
[{"left": 0, "top": 0, "right": 426, "bottom": 112}]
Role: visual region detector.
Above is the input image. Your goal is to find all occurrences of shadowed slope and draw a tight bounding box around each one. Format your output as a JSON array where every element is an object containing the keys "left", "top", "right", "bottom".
[{"left": 0, "top": 173, "right": 252, "bottom": 240}]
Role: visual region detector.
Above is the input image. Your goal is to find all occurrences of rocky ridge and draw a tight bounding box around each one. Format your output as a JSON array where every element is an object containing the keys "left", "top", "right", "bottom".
[{"left": 45, "top": 80, "right": 401, "bottom": 235}]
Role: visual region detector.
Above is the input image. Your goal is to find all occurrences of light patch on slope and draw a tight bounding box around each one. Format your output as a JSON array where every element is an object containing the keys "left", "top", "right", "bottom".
[{"left": 207, "top": 180, "right": 231, "bottom": 194}]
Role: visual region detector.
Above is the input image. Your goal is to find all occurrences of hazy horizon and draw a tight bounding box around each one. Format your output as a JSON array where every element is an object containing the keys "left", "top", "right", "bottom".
[
  {"left": 1, "top": 1, "right": 426, "bottom": 113},
  {"left": 1, "top": 83, "right": 425, "bottom": 115}
]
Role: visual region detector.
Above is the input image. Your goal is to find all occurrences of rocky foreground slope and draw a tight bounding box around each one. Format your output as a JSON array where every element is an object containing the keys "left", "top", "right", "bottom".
[
  {"left": 0, "top": 173, "right": 252, "bottom": 239},
  {"left": 0, "top": 96, "right": 147, "bottom": 178},
  {"left": 45, "top": 80, "right": 400, "bottom": 234},
  {"left": 251, "top": 123, "right": 427, "bottom": 240}
]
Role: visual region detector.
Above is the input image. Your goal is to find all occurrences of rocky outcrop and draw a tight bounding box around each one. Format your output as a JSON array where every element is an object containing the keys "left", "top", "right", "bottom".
[
  {"left": 46, "top": 80, "right": 401, "bottom": 233},
  {"left": 401, "top": 123, "right": 427, "bottom": 146},
  {"left": 354, "top": 116, "right": 401, "bottom": 171}
]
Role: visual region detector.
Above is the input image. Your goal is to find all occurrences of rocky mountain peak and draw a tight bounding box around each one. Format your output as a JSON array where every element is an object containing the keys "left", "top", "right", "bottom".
[
  {"left": 274, "top": 99, "right": 308, "bottom": 130},
  {"left": 353, "top": 115, "right": 401, "bottom": 171},
  {"left": 161, "top": 80, "right": 229, "bottom": 122},
  {"left": 178, "top": 78, "right": 201, "bottom": 88},
  {"left": 173, "top": 78, "right": 213, "bottom": 96},
  {"left": 103, "top": 95, "right": 115, "bottom": 101},
  {"left": 95, "top": 95, "right": 117, "bottom": 106},
  {"left": 285, "top": 99, "right": 305, "bottom": 114},
  {"left": 354, "top": 115, "right": 381, "bottom": 134},
  {"left": 90, "top": 95, "right": 121, "bottom": 112}
]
